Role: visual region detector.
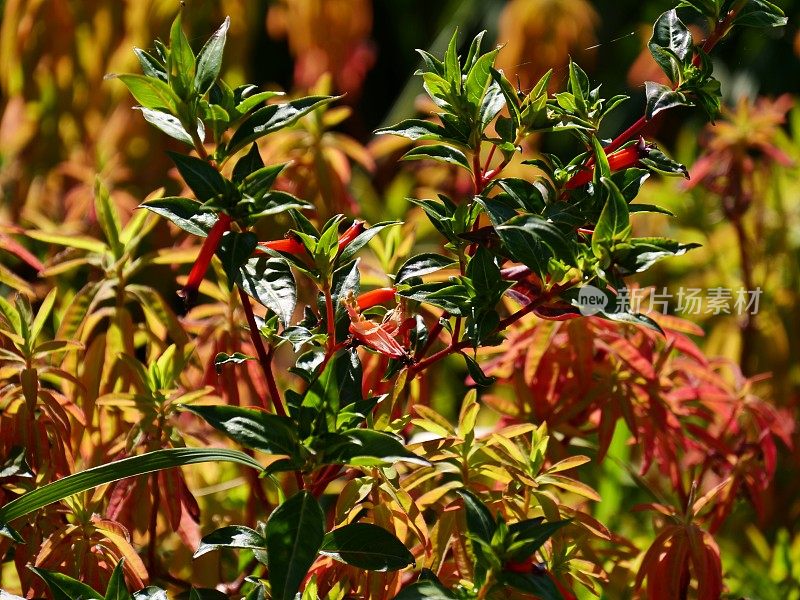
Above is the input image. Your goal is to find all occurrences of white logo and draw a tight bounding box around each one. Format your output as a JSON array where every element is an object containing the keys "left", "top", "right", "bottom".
[{"left": 576, "top": 285, "right": 608, "bottom": 316}]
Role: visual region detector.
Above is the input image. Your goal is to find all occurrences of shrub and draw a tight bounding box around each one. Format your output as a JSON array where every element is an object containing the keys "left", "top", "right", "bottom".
[{"left": 0, "top": 1, "right": 791, "bottom": 598}]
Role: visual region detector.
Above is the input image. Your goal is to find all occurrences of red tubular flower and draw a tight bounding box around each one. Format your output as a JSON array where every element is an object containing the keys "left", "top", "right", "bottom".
[
  {"left": 356, "top": 287, "right": 397, "bottom": 311},
  {"left": 179, "top": 213, "right": 231, "bottom": 303},
  {"left": 565, "top": 143, "right": 643, "bottom": 189},
  {"left": 337, "top": 220, "right": 365, "bottom": 253},
  {"left": 258, "top": 237, "right": 307, "bottom": 255},
  {"left": 504, "top": 558, "right": 536, "bottom": 574},
  {"left": 256, "top": 221, "right": 366, "bottom": 259}
]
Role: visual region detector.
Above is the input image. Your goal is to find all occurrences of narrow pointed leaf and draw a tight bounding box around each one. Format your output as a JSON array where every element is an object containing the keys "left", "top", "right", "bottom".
[
  {"left": 320, "top": 523, "right": 414, "bottom": 571},
  {"left": 183, "top": 404, "right": 301, "bottom": 459},
  {"left": 194, "top": 525, "right": 267, "bottom": 558},
  {"left": 167, "top": 152, "right": 227, "bottom": 202},
  {"left": 401, "top": 145, "right": 471, "bottom": 171},
  {"left": 104, "top": 560, "right": 132, "bottom": 600},
  {"left": 28, "top": 567, "right": 103, "bottom": 600},
  {"left": 238, "top": 256, "right": 297, "bottom": 325},
  {"left": 0, "top": 448, "right": 262, "bottom": 527},
  {"left": 266, "top": 491, "right": 325, "bottom": 600},
  {"left": 194, "top": 17, "right": 230, "bottom": 94}
]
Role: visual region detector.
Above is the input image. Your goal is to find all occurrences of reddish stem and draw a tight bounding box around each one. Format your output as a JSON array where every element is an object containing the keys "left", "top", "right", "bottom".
[
  {"left": 483, "top": 144, "right": 497, "bottom": 174},
  {"left": 409, "top": 293, "right": 551, "bottom": 377},
  {"left": 237, "top": 288, "right": 304, "bottom": 490},
  {"left": 572, "top": 7, "right": 742, "bottom": 181},
  {"left": 416, "top": 311, "right": 449, "bottom": 360},
  {"left": 236, "top": 286, "right": 286, "bottom": 416}
]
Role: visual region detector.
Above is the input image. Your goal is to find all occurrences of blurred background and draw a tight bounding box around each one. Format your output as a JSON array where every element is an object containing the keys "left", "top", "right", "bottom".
[{"left": 2, "top": 0, "right": 800, "bottom": 595}]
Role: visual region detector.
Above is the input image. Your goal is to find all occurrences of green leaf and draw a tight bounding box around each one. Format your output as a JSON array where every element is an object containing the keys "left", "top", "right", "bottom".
[
  {"left": 183, "top": 404, "right": 301, "bottom": 459},
  {"left": 29, "top": 567, "right": 103, "bottom": 600},
  {"left": 240, "top": 192, "right": 311, "bottom": 226},
  {"left": 592, "top": 177, "right": 631, "bottom": 259},
  {"left": 321, "top": 523, "right": 414, "bottom": 571},
  {"left": 490, "top": 68, "right": 522, "bottom": 127},
  {"left": 235, "top": 90, "right": 285, "bottom": 116},
  {"left": 590, "top": 135, "right": 611, "bottom": 182},
  {"left": 233, "top": 143, "right": 266, "bottom": 183},
  {"left": 492, "top": 178, "right": 546, "bottom": 214},
  {"left": 238, "top": 256, "right": 297, "bottom": 325},
  {"left": 462, "top": 353, "right": 496, "bottom": 387},
  {"left": 194, "top": 17, "right": 230, "bottom": 94},
  {"left": 640, "top": 146, "right": 688, "bottom": 178},
  {"left": 194, "top": 525, "right": 267, "bottom": 558},
  {"left": 135, "top": 107, "right": 194, "bottom": 145},
  {"left": 496, "top": 215, "right": 576, "bottom": 278},
  {"left": 186, "top": 589, "right": 229, "bottom": 600},
  {"left": 167, "top": 152, "right": 228, "bottom": 202},
  {"left": 735, "top": 0, "right": 787, "bottom": 27},
  {"left": 408, "top": 197, "right": 458, "bottom": 242},
  {"left": 629, "top": 203, "right": 674, "bottom": 216},
  {"left": 140, "top": 197, "right": 217, "bottom": 237},
  {"left": 393, "top": 579, "right": 456, "bottom": 600},
  {"left": 227, "top": 95, "right": 337, "bottom": 155},
  {"left": 401, "top": 145, "right": 471, "bottom": 171},
  {"left": 501, "top": 572, "right": 564, "bottom": 600},
  {"left": 104, "top": 560, "right": 132, "bottom": 600},
  {"left": 692, "top": 77, "right": 722, "bottom": 121},
  {"left": 464, "top": 31, "right": 486, "bottom": 71},
  {"left": 466, "top": 247, "right": 501, "bottom": 298},
  {"left": 216, "top": 231, "right": 258, "bottom": 287},
  {"left": 94, "top": 179, "right": 124, "bottom": 259},
  {"left": 266, "top": 491, "right": 325, "bottom": 600},
  {"left": 374, "top": 120, "right": 448, "bottom": 141},
  {"left": 243, "top": 586, "right": 267, "bottom": 600},
  {"left": 0, "top": 447, "right": 34, "bottom": 480},
  {"left": 648, "top": 10, "right": 692, "bottom": 83},
  {"left": 395, "top": 254, "right": 456, "bottom": 284},
  {"left": 0, "top": 448, "right": 262, "bottom": 530},
  {"left": 644, "top": 82, "right": 690, "bottom": 120},
  {"left": 457, "top": 489, "right": 495, "bottom": 543},
  {"left": 168, "top": 12, "right": 196, "bottom": 99},
  {"left": 568, "top": 61, "right": 588, "bottom": 115},
  {"left": 0, "top": 524, "right": 23, "bottom": 543},
  {"left": 397, "top": 280, "right": 472, "bottom": 316},
  {"left": 613, "top": 237, "right": 700, "bottom": 274},
  {"left": 116, "top": 74, "right": 179, "bottom": 111},
  {"left": 443, "top": 29, "right": 461, "bottom": 87},
  {"left": 326, "top": 429, "right": 430, "bottom": 467},
  {"left": 337, "top": 221, "right": 401, "bottom": 265},
  {"left": 507, "top": 518, "right": 570, "bottom": 560},
  {"left": 676, "top": 0, "right": 719, "bottom": 18},
  {"left": 241, "top": 163, "right": 286, "bottom": 199},
  {"left": 214, "top": 352, "right": 253, "bottom": 372},
  {"left": 601, "top": 309, "right": 664, "bottom": 335},
  {"left": 479, "top": 81, "right": 505, "bottom": 131},
  {"left": 133, "top": 47, "right": 167, "bottom": 81},
  {"left": 132, "top": 587, "right": 169, "bottom": 600},
  {"left": 465, "top": 48, "right": 501, "bottom": 112}
]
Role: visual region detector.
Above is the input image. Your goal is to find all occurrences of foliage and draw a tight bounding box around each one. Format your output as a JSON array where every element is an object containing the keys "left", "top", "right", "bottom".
[{"left": 0, "top": 2, "right": 795, "bottom": 599}]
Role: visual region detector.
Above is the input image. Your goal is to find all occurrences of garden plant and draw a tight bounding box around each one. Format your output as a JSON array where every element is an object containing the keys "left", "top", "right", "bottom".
[{"left": 0, "top": 0, "right": 796, "bottom": 599}]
